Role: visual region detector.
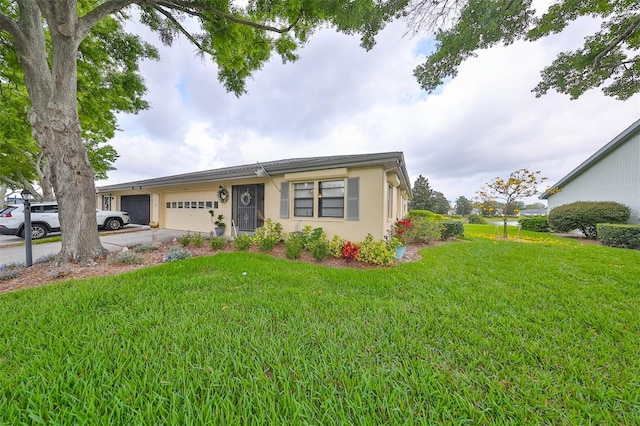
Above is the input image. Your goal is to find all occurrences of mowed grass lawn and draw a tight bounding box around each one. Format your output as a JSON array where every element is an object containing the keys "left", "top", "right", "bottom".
[{"left": 1, "top": 224, "right": 640, "bottom": 424}]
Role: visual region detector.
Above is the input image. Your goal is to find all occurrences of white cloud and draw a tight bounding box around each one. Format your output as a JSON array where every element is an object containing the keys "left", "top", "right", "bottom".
[{"left": 99, "top": 13, "right": 640, "bottom": 206}]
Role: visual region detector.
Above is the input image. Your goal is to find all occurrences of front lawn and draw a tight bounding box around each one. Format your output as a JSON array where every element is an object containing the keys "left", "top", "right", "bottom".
[{"left": 1, "top": 225, "right": 639, "bottom": 423}]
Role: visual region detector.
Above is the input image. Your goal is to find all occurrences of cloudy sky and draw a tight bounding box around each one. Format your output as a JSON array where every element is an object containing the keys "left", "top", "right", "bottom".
[{"left": 97, "top": 4, "right": 640, "bottom": 205}]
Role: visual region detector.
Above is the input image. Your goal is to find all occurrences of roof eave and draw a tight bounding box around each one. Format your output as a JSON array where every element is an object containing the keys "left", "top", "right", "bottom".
[{"left": 540, "top": 118, "right": 640, "bottom": 199}]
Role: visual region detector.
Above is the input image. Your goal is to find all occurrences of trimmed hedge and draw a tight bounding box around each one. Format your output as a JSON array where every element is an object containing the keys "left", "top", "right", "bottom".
[
  {"left": 408, "top": 210, "right": 446, "bottom": 221},
  {"left": 519, "top": 216, "right": 550, "bottom": 232},
  {"left": 548, "top": 201, "right": 630, "bottom": 239},
  {"left": 597, "top": 224, "right": 640, "bottom": 249}
]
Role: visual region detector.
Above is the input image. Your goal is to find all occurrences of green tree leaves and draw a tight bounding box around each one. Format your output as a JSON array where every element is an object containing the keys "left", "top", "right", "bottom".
[
  {"left": 409, "top": 0, "right": 640, "bottom": 99},
  {"left": 409, "top": 175, "right": 450, "bottom": 214}
]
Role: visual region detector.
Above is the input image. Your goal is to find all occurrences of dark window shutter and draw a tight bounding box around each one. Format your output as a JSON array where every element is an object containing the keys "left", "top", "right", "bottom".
[
  {"left": 347, "top": 177, "right": 359, "bottom": 221},
  {"left": 280, "top": 181, "right": 289, "bottom": 219}
]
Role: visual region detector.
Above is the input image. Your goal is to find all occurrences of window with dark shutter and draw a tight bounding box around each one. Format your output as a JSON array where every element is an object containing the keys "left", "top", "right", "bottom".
[
  {"left": 346, "top": 177, "right": 359, "bottom": 221},
  {"left": 280, "top": 181, "right": 290, "bottom": 218}
]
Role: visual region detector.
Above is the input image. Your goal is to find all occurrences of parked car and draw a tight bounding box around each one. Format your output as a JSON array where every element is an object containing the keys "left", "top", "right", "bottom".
[{"left": 0, "top": 201, "right": 131, "bottom": 239}]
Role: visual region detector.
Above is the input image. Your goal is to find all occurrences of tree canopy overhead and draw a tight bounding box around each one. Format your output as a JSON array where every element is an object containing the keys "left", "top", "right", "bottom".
[
  {"left": 0, "top": 0, "right": 407, "bottom": 263},
  {"left": 408, "top": 0, "right": 640, "bottom": 100},
  {"left": 0, "top": 10, "right": 156, "bottom": 199}
]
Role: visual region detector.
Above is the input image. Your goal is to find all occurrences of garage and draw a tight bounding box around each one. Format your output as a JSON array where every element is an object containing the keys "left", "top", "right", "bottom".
[{"left": 121, "top": 195, "right": 150, "bottom": 225}]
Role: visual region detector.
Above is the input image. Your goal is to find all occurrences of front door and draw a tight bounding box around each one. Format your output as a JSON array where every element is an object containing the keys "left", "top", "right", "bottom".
[{"left": 233, "top": 184, "right": 264, "bottom": 232}]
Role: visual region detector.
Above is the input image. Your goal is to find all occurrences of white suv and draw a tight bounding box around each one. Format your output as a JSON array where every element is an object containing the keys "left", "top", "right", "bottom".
[{"left": 0, "top": 201, "right": 131, "bottom": 239}]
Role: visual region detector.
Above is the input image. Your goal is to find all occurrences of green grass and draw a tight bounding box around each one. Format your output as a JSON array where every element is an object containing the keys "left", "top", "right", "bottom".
[{"left": 1, "top": 225, "right": 640, "bottom": 423}]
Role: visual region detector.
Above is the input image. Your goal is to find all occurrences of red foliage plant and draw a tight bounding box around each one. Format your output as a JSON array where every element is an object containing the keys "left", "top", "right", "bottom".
[
  {"left": 341, "top": 241, "right": 360, "bottom": 260},
  {"left": 393, "top": 218, "right": 413, "bottom": 245}
]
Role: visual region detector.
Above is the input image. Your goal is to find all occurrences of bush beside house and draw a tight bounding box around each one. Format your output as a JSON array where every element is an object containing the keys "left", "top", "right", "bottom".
[
  {"left": 519, "top": 216, "right": 550, "bottom": 232},
  {"left": 597, "top": 224, "right": 640, "bottom": 249},
  {"left": 548, "top": 201, "right": 630, "bottom": 239}
]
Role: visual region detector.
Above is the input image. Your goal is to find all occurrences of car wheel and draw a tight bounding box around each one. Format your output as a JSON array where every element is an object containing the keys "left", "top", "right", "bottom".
[
  {"left": 104, "top": 218, "right": 122, "bottom": 231},
  {"left": 31, "top": 224, "right": 48, "bottom": 240}
]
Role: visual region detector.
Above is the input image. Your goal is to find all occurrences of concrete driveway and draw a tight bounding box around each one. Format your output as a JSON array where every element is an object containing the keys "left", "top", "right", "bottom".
[{"left": 0, "top": 226, "right": 195, "bottom": 265}]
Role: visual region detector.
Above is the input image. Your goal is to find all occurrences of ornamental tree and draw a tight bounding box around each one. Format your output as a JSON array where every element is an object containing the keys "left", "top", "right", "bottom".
[
  {"left": 476, "top": 169, "right": 547, "bottom": 238},
  {"left": 0, "top": 0, "right": 405, "bottom": 263},
  {"left": 407, "top": 0, "right": 640, "bottom": 100}
]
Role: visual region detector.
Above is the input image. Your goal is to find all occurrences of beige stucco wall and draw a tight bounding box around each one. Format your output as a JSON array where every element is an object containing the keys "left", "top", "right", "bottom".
[{"left": 97, "top": 164, "right": 410, "bottom": 241}]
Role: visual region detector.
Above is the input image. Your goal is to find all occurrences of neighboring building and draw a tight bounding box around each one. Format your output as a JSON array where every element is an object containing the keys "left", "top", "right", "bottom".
[
  {"left": 540, "top": 118, "right": 640, "bottom": 224},
  {"left": 519, "top": 208, "right": 547, "bottom": 217},
  {"left": 97, "top": 152, "right": 411, "bottom": 242}
]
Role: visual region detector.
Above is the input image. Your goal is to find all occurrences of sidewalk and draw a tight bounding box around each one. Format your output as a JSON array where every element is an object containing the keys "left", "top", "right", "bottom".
[{"left": 0, "top": 227, "right": 194, "bottom": 265}]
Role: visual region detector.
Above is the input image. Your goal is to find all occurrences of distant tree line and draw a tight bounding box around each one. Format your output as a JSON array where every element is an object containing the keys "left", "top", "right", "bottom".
[{"left": 408, "top": 175, "right": 450, "bottom": 215}]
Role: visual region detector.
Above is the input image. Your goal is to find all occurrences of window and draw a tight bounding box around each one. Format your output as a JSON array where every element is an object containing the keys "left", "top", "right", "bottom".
[
  {"left": 206, "top": 201, "right": 213, "bottom": 209},
  {"left": 198, "top": 201, "right": 205, "bottom": 209},
  {"left": 184, "top": 202, "right": 190, "bottom": 209},
  {"left": 294, "top": 182, "right": 314, "bottom": 217},
  {"left": 191, "top": 201, "right": 197, "bottom": 209},
  {"left": 43, "top": 204, "right": 59, "bottom": 213},
  {"left": 319, "top": 180, "right": 345, "bottom": 218},
  {"left": 166, "top": 202, "right": 171, "bottom": 209}
]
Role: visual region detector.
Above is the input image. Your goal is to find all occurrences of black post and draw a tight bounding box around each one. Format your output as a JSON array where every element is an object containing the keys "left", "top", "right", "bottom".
[{"left": 22, "top": 193, "right": 33, "bottom": 267}]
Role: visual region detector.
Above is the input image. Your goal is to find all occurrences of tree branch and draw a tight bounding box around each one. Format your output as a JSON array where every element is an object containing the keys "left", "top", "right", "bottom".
[
  {"left": 0, "top": 9, "right": 21, "bottom": 37},
  {"left": 157, "top": 0, "right": 301, "bottom": 34},
  {"left": 78, "top": 0, "right": 140, "bottom": 39},
  {"left": 152, "top": 5, "right": 210, "bottom": 53},
  {"left": 594, "top": 14, "right": 640, "bottom": 70}
]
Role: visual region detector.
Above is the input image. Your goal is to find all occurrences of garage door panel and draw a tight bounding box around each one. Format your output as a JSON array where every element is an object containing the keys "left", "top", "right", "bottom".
[{"left": 121, "top": 195, "right": 150, "bottom": 225}]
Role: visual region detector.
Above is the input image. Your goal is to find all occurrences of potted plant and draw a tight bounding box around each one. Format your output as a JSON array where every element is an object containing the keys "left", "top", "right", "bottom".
[
  {"left": 209, "top": 210, "right": 226, "bottom": 236},
  {"left": 214, "top": 214, "right": 226, "bottom": 236},
  {"left": 391, "top": 218, "right": 412, "bottom": 259}
]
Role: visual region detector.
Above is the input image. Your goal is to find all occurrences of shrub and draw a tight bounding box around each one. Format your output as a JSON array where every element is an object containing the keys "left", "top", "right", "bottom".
[
  {"left": 519, "top": 216, "right": 550, "bottom": 232},
  {"left": 253, "top": 219, "right": 283, "bottom": 252},
  {"left": 209, "top": 237, "right": 226, "bottom": 250},
  {"left": 129, "top": 242, "right": 162, "bottom": 252},
  {"left": 308, "top": 237, "right": 330, "bottom": 261},
  {"left": 342, "top": 241, "right": 360, "bottom": 261},
  {"left": 234, "top": 234, "right": 253, "bottom": 251},
  {"left": 597, "top": 224, "right": 640, "bottom": 249},
  {"left": 329, "top": 234, "right": 346, "bottom": 258},
  {"left": 108, "top": 251, "right": 145, "bottom": 265},
  {"left": 163, "top": 246, "right": 192, "bottom": 262},
  {"left": 548, "top": 201, "right": 631, "bottom": 239},
  {"left": 409, "top": 217, "right": 442, "bottom": 243},
  {"left": 467, "top": 214, "right": 486, "bottom": 224},
  {"left": 301, "top": 226, "right": 326, "bottom": 250},
  {"left": 178, "top": 233, "right": 192, "bottom": 247},
  {"left": 284, "top": 233, "right": 304, "bottom": 259},
  {"left": 190, "top": 233, "right": 205, "bottom": 247},
  {"left": 35, "top": 253, "right": 58, "bottom": 264},
  {"left": 358, "top": 234, "right": 395, "bottom": 266},
  {"left": 408, "top": 210, "right": 446, "bottom": 221},
  {"left": 440, "top": 221, "right": 464, "bottom": 239},
  {"left": 0, "top": 269, "right": 20, "bottom": 281}
]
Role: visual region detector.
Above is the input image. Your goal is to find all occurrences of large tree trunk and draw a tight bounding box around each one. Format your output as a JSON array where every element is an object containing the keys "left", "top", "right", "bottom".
[
  {"left": 17, "top": 1, "right": 106, "bottom": 263},
  {"left": 33, "top": 106, "right": 106, "bottom": 263},
  {"left": 34, "top": 153, "right": 56, "bottom": 201}
]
